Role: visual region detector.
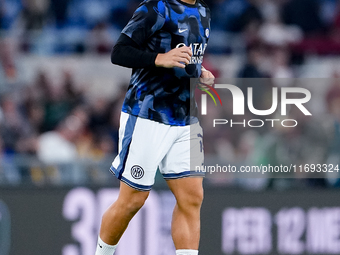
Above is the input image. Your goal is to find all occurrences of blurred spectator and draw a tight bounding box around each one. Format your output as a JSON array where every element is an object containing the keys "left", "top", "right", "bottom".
[
  {"left": 238, "top": 43, "right": 268, "bottom": 78},
  {"left": 110, "top": 84, "right": 127, "bottom": 133},
  {"left": 61, "top": 70, "right": 84, "bottom": 107},
  {"left": 30, "top": 70, "right": 54, "bottom": 102},
  {"left": 290, "top": 0, "right": 340, "bottom": 56},
  {"left": 0, "top": 137, "right": 21, "bottom": 184},
  {"left": 258, "top": 0, "right": 303, "bottom": 48},
  {"left": 85, "top": 133, "right": 115, "bottom": 160},
  {"left": 325, "top": 77, "right": 340, "bottom": 165},
  {"left": 50, "top": 0, "right": 69, "bottom": 28},
  {"left": 269, "top": 47, "right": 294, "bottom": 83},
  {"left": 324, "top": 86, "right": 340, "bottom": 186},
  {"left": 233, "top": 0, "right": 264, "bottom": 44},
  {"left": 86, "top": 21, "right": 114, "bottom": 54},
  {"left": 237, "top": 44, "right": 271, "bottom": 115},
  {"left": 256, "top": 106, "right": 328, "bottom": 188},
  {"left": 17, "top": 100, "right": 42, "bottom": 152},
  {"left": 0, "top": 94, "right": 27, "bottom": 154},
  {"left": 281, "top": 0, "right": 324, "bottom": 36},
  {"left": 89, "top": 98, "right": 110, "bottom": 134},
  {"left": 37, "top": 114, "right": 83, "bottom": 164},
  {"left": 319, "top": 0, "right": 338, "bottom": 27},
  {"left": 0, "top": 0, "right": 4, "bottom": 30},
  {"left": 37, "top": 114, "right": 86, "bottom": 184},
  {"left": 87, "top": 96, "right": 120, "bottom": 157},
  {"left": 331, "top": 2, "right": 340, "bottom": 43},
  {"left": 210, "top": 0, "right": 247, "bottom": 31},
  {"left": 41, "top": 70, "right": 84, "bottom": 131},
  {"left": 110, "top": 0, "right": 131, "bottom": 30},
  {"left": 21, "top": 0, "right": 50, "bottom": 31},
  {"left": 258, "top": 21, "right": 302, "bottom": 47},
  {"left": 0, "top": 39, "right": 18, "bottom": 83}
]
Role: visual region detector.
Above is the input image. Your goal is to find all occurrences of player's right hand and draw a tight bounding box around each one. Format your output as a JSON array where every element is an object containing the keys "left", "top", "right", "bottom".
[{"left": 155, "top": 46, "right": 192, "bottom": 69}]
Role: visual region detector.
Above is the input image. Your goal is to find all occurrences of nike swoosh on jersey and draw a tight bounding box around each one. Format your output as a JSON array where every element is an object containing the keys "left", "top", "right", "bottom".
[{"left": 179, "top": 28, "right": 188, "bottom": 33}]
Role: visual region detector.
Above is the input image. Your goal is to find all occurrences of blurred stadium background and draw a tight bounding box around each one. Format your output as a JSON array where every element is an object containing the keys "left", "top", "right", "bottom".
[{"left": 1, "top": 0, "right": 340, "bottom": 254}]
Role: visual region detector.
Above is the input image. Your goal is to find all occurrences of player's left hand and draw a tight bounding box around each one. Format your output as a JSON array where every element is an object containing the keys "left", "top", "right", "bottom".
[{"left": 199, "top": 67, "right": 215, "bottom": 89}]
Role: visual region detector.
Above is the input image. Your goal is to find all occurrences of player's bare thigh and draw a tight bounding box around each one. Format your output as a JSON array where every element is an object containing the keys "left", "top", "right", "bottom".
[{"left": 166, "top": 177, "right": 204, "bottom": 206}]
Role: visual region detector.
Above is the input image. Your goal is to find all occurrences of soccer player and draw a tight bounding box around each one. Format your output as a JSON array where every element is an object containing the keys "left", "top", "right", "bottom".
[{"left": 95, "top": 0, "right": 214, "bottom": 254}]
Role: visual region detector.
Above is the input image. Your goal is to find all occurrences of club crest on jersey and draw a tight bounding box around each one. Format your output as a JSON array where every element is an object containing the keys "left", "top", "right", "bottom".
[
  {"left": 205, "top": 28, "right": 209, "bottom": 38},
  {"left": 131, "top": 165, "right": 144, "bottom": 179}
]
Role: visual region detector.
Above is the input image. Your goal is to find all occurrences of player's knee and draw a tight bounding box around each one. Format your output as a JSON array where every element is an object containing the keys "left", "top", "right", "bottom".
[
  {"left": 177, "top": 188, "right": 204, "bottom": 209},
  {"left": 129, "top": 193, "right": 149, "bottom": 211},
  {"left": 190, "top": 188, "right": 204, "bottom": 207},
  {"left": 122, "top": 191, "right": 149, "bottom": 213}
]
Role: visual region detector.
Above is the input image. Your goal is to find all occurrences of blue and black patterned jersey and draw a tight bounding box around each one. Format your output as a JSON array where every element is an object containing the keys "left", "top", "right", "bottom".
[{"left": 121, "top": 0, "right": 211, "bottom": 126}]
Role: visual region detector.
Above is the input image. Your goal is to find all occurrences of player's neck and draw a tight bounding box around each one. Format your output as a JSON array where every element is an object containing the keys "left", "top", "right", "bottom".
[{"left": 180, "top": 0, "right": 196, "bottom": 5}]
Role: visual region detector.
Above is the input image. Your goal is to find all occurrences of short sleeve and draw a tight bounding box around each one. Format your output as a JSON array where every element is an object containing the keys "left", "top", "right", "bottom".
[{"left": 122, "top": 0, "right": 166, "bottom": 46}]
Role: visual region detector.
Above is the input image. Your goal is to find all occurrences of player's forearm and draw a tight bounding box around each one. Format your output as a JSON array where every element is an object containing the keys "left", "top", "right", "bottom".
[{"left": 111, "top": 34, "right": 158, "bottom": 68}]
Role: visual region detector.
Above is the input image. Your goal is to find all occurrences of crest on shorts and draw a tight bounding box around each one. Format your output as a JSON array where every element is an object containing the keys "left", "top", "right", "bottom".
[{"left": 131, "top": 165, "right": 144, "bottom": 179}]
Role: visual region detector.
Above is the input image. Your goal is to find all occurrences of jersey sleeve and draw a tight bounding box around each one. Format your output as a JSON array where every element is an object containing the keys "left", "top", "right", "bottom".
[
  {"left": 122, "top": 0, "right": 166, "bottom": 46},
  {"left": 111, "top": 33, "right": 158, "bottom": 68}
]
